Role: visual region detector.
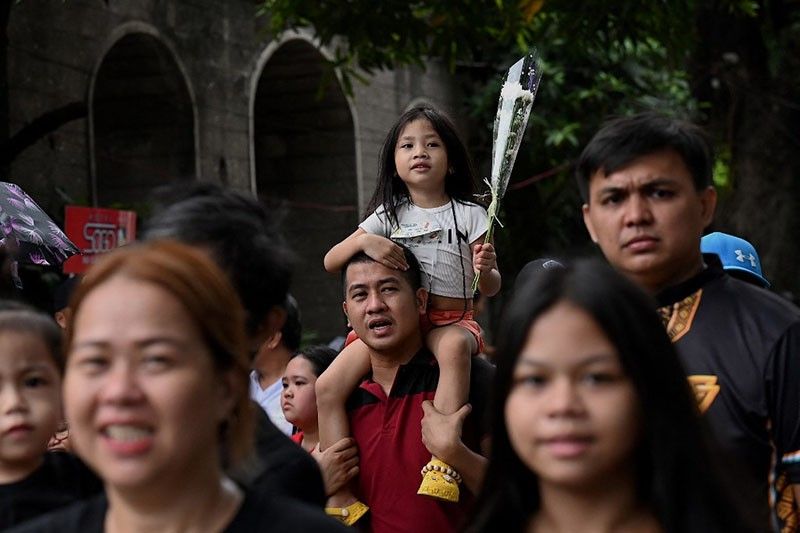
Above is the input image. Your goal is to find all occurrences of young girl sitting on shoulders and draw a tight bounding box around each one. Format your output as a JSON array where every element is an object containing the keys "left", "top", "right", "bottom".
[
  {"left": 318, "top": 106, "right": 500, "bottom": 523},
  {"left": 0, "top": 304, "right": 100, "bottom": 529}
]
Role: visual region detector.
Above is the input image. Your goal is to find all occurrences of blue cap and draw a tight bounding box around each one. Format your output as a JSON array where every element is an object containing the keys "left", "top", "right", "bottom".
[{"left": 701, "top": 232, "right": 769, "bottom": 288}]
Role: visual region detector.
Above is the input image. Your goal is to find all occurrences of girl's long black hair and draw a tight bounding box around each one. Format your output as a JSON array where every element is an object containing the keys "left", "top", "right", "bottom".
[
  {"left": 467, "top": 258, "right": 758, "bottom": 533},
  {"left": 366, "top": 106, "right": 481, "bottom": 227}
]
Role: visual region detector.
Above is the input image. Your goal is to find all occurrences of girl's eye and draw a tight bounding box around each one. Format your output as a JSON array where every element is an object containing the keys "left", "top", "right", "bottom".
[
  {"left": 142, "top": 354, "right": 174, "bottom": 371},
  {"left": 72, "top": 354, "right": 109, "bottom": 373},
  {"left": 583, "top": 372, "right": 618, "bottom": 385},
  {"left": 514, "top": 374, "right": 547, "bottom": 388},
  {"left": 23, "top": 375, "right": 49, "bottom": 388},
  {"left": 281, "top": 380, "right": 289, "bottom": 389}
]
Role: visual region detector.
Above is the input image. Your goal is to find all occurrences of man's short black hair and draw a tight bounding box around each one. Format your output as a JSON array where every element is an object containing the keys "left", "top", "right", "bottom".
[
  {"left": 342, "top": 245, "right": 422, "bottom": 296},
  {"left": 576, "top": 112, "right": 714, "bottom": 202},
  {"left": 144, "top": 183, "right": 294, "bottom": 337}
]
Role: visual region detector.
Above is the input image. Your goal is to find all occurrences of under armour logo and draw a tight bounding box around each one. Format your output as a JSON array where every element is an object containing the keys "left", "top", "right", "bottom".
[{"left": 735, "top": 249, "right": 757, "bottom": 267}]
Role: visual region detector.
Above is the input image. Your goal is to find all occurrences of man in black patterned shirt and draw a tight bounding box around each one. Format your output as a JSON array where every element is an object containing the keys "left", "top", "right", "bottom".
[{"left": 577, "top": 112, "right": 800, "bottom": 531}]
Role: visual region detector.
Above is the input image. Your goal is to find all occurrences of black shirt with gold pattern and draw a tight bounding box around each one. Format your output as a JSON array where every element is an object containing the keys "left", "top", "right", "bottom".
[{"left": 656, "top": 255, "right": 800, "bottom": 532}]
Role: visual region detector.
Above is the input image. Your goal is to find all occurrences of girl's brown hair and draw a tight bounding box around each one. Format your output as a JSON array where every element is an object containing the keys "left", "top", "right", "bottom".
[
  {"left": 66, "top": 239, "right": 254, "bottom": 466},
  {"left": 0, "top": 304, "right": 64, "bottom": 372}
]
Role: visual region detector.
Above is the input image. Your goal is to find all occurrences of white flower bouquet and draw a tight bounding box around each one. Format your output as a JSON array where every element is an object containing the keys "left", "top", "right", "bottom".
[{"left": 472, "top": 51, "right": 542, "bottom": 292}]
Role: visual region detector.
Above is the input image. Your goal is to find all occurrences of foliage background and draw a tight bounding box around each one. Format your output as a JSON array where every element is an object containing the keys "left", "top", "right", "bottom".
[{"left": 260, "top": 0, "right": 800, "bottom": 305}]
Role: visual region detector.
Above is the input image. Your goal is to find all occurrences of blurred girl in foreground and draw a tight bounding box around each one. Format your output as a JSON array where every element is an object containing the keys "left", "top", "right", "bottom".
[
  {"left": 468, "top": 258, "right": 756, "bottom": 533},
  {"left": 13, "top": 241, "right": 342, "bottom": 532}
]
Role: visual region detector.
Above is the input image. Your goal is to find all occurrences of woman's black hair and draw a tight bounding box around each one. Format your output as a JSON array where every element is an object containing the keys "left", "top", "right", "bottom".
[
  {"left": 145, "top": 183, "right": 294, "bottom": 339},
  {"left": 292, "top": 344, "right": 337, "bottom": 378},
  {"left": 366, "top": 106, "right": 480, "bottom": 228},
  {"left": 468, "top": 258, "right": 755, "bottom": 533}
]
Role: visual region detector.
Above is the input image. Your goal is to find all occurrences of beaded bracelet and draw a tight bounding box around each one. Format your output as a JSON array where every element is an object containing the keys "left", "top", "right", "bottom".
[{"left": 420, "top": 462, "right": 463, "bottom": 484}]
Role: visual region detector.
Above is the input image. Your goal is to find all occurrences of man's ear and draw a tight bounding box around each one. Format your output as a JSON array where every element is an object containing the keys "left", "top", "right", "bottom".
[
  {"left": 54, "top": 310, "right": 69, "bottom": 330},
  {"left": 416, "top": 288, "right": 428, "bottom": 315},
  {"left": 699, "top": 186, "right": 717, "bottom": 227},
  {"left": 342, "top": 300, "right": 349, "bottom": 326},
  {"left": 582, "top": 203, "right": 599, "bottom": 244},
  {"left": 252, "top": 306, "right": 287, "bottom": 349},
  {"left": 263, "top": 330, "right": 283, "bottom": 351}
]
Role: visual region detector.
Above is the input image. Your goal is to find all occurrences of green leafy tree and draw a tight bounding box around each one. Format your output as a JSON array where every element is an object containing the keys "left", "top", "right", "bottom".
[{"left": 261, "top": 0, "right": 800, "bottom": 296}]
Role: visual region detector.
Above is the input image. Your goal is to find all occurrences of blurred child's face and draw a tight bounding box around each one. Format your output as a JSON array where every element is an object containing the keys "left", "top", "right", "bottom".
[
  {"left": 504, "top": 301, "right": 641, "bottom": 490},
  {"left": 0, "top": 332, "right": 61, "bottom": 481},
  {"left": 394, "top": 118, "right": 449, "bottom": 195},
  {"left": 281, "top": 357, "right": 318, "bottom": 430}
]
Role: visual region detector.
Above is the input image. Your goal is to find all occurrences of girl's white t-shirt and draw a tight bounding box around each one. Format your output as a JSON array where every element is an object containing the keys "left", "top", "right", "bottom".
[{"left": 359, "top": 199, "right": 488, "bottom": 298}]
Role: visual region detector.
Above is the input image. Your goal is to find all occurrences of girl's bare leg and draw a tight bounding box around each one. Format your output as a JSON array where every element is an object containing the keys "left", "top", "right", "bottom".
[
  {"left": 316, "top": 339, "right": 372, "bottom": 522},
  {"left": 418, "top": 325, "right": 476, "bottom": 501}
]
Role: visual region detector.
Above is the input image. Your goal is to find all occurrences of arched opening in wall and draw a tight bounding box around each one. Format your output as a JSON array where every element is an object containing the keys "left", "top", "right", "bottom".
[
  {"left": 254, "top": 39, "right": 357, "bottom": 343},
  {"left": 92, "top": 33, "right": 194, "bottom": 209}
]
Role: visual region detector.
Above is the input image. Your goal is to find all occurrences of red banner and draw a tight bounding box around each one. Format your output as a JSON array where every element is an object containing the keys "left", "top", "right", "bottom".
[{"left": 63, "top": 206, "right": 137, "bottom": 274}]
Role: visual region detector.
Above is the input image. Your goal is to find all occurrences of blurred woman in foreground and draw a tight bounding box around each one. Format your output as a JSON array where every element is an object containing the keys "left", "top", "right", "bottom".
[{"left": 13, "top": 241, "right": 342, "bottom": 532}]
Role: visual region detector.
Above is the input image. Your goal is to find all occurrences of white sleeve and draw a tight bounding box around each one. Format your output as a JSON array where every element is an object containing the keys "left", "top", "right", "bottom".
[
  {"left": 466, "top": 203, "right": 489, "bottom": 243},
  {"left": 358, "top": 208, "right": 391, "bottom": 237}
]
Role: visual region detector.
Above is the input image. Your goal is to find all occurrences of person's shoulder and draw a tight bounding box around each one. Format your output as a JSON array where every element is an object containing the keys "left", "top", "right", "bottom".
[
  {"left": 397, "top": 347, "right": 439, "bottom": 380},
  {"left": 225, "top": 491, "right": 348, "bottom": 533},
  {"left": 454, "top": 199, "right": 488, "bottom": 215},
  {"left": 362, "top": 203, "right": 397, "bottom": 233},
  {"left": 247, "top": 406, "right": 326, "bottom": 507},
  {"left": 40, "top": 451, "right": 102, "bottom": 496},
  {"left": 697, "top": 275, "right": 800, "bottom": 351},
  {"left": 415, "top": 346, "right": 437, "bottom": 362},
  {"left": 6, "top": 494, "right": 106, "bottom": 533},
  {"left": 377, "top": 198, "right": 414, "bottom": 216},
  {"left": 42, "top": 451, "right": 94, "bottom": 478},
  {"left": 713, "top": 275, "right": 800, "bottom": 322}
]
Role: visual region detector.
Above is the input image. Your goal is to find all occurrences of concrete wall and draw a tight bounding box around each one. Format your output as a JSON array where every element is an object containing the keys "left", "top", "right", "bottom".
[{"left": 7, "top": 0, "right": 461, "bottom": 341}]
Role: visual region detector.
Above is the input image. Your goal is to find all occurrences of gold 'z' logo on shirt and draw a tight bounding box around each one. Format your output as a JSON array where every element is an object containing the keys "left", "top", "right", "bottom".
[{"left": 687, "top": 375, "right": 720, "bottom": 413}]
